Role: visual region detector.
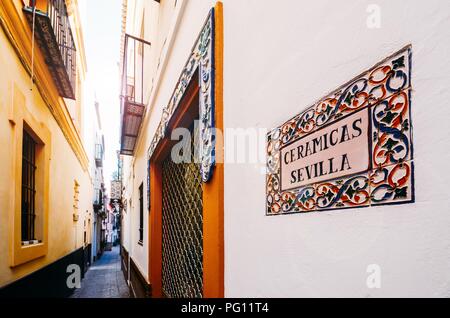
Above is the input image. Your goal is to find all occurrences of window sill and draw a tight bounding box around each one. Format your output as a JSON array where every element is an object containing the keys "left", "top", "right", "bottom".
[
  {"left": 12, "top": 241, "right": 47, "bottom": 267},
  {"left": 21, "top": 240, "right": 42, "bottom": 246}
]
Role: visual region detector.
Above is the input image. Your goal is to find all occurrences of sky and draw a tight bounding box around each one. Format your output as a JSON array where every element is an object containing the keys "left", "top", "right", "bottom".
[{"left": 79, "top": 0, "right": 123, "bottom": 194}]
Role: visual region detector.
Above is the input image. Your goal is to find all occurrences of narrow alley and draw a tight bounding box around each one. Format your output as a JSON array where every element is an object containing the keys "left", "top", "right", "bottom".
[
  {"left": 71, "top": 247, "right": 129, "bottom": 298},
  {"left": 1, "top": 0, "right": 450, "bottom": 303}
]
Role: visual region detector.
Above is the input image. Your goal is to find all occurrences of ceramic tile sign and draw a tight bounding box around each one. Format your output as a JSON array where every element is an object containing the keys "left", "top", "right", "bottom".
[
  {"left": 266, "top": 46, "right": 414, "bottom": 215},
  {"left": 280, "top": 109, "right": 370, "bottom": 191}
]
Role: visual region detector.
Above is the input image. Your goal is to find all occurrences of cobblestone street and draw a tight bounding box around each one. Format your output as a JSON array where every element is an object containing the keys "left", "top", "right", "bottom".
[{"left": 71, "top": 246, "right": 129, "bottom": 298}]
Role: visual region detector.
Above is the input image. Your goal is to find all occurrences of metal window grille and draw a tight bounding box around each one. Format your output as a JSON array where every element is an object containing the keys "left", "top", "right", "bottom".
[
  {"left": 21, "top": 131, "right": 37, "bottom": 242},
  {"left": 139, "top": 183, "right": 144, "bottom": 243},
  {"left": 162, "top": 126, "right": 203, "bottom": 298}
]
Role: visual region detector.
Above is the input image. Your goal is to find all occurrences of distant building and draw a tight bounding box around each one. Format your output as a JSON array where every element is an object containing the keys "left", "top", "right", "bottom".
[
  {"left": 110, "top": 179, "right": 122, "bottom": 246},
  {"left": 111, "top": 181, "right": 122, "bottom": 201},
  {"left": 92, "top": 101, "right": 106, "bottom": 261}
]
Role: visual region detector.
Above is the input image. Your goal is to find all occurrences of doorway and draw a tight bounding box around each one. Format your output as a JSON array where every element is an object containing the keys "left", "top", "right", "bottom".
[{"left": 161, "top": 122, "right": 203, "bottom": 298}]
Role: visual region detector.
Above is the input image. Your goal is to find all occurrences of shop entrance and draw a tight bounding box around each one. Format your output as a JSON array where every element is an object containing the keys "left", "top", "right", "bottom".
[{"left": 161, "top": 122, "right": 203, "bottom": 298}]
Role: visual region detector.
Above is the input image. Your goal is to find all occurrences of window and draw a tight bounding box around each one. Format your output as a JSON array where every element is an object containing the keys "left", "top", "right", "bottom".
[
  {"left": 139, "top": 183, "right": 144, "bottom": 244},
  {"left": 21, "top": 130, "right": 37, "bottom": 243},
  {"left": 11, "top": 101, "right": 51, "bottom": 266},
  {"left": 84, "top": 219, "right": 87, "bottom": 244},
  {"left": 95, "top": 143, "right": 103, "bottom": 161}
]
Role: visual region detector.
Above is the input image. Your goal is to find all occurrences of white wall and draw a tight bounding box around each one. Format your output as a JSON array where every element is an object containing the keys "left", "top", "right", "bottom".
[
  {"left": 121, "top": 0, "right": 216, "bottom": 283},
  {"left": 121, "top": 155, "right": 132, "bottom": 252},
  {"left": 223, "top": 0, "right": 450, "bottom": 297}
]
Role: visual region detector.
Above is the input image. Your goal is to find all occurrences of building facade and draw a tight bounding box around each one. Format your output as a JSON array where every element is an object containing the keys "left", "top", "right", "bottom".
[
  {"left": 91, "top": 101, "right": 106, "bottom": 262},
  {"left": 111, "top": 178, "right": 123, "bottom": 246},
  {"left": 103, "top": 198, "right": 120, "bottom": 251},
  {"left": 0, "top": 0, "right": 93, "bottom": 297},
  {"left": 119, "top": 0, "right": 450, "bottom": 298}
]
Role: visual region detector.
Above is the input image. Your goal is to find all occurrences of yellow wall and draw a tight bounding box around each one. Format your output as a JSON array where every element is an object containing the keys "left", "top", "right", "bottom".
[{"left": 0, "top": 1, "right": 92, "bottom": 287}]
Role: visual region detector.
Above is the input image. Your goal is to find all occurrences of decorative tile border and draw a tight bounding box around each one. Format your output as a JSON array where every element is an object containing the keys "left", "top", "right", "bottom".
[
  {"left": 147, "top": 9, "right": 216, "bottom": 183},
  {"left": 266, "top": 46, "right": 414, "bottom": 215}
]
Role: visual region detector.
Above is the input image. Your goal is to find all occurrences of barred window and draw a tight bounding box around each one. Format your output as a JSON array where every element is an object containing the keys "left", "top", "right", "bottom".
[
  {"left": 138, "top": 183, "right": 144, "bottom": 244},
  {"left": 21, "top": 130, "right": 37, "bottom": 242}
]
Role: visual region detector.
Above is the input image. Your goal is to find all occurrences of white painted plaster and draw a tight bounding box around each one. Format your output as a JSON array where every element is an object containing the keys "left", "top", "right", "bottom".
[{"left": 223, "top": 0, "right": 450, "bottom": 297}]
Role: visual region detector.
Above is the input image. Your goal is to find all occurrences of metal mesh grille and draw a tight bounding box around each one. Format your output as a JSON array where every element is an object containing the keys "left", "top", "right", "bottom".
[{"left": 162, "top": 128, "right": 203, "bottom": 298}]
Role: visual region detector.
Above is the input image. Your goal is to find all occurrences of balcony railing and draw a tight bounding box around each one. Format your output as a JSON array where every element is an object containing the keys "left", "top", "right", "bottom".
[
  {"left": 93, "top": 189, "right": 103, "bottom": 211},
  {"left": 23, "top": 0, "right": 77, "bottom": 99},
  {"left": 120, "top": 34, "right": 151, "bottom": 156},
  {"left": 95, "top": 143, "right": 103, "bottom": 167}
]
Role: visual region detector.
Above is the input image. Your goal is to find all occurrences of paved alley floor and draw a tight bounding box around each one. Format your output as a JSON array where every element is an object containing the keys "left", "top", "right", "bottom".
[{"left": 70, "top": 246, "right": 129, "bottom": 298}]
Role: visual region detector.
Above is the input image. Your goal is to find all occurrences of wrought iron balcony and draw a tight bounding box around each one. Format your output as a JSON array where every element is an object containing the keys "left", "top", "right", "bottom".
[
  {"left": 23, "top": 0, "right": 77, "bottom": 99},
  {"left": 93, "top": 189, "right": 103, "bottom": 211},
  {"left": 95, "top": 143, "right": 103, "bottom": 167},
  {"left": 120, "top": 34, "right": 151, "bottom": 156}
]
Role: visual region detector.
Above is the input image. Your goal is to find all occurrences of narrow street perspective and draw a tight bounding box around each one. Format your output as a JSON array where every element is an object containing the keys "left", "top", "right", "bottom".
[
  {"left": 71, "top": 247, "right": 129, "bottom": 298},
  {"left": 1, "top": 0, "right": 450, "bottom": 302}
]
